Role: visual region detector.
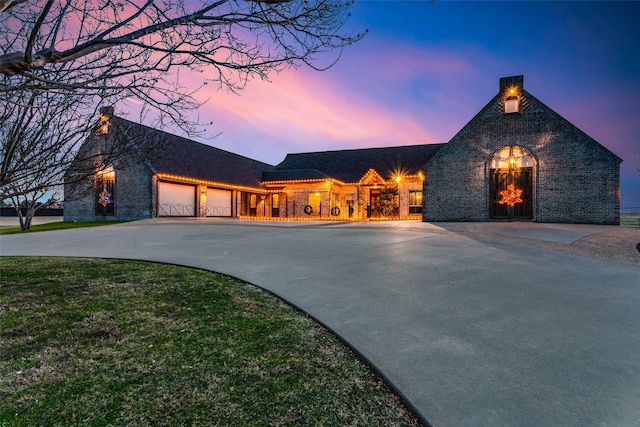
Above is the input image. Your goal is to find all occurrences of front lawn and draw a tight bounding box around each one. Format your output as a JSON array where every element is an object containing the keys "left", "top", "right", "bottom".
[
  {"left": 0, "top": 257, "right": 421, "bottom": 426},
  {"left": 0, "top": 220, "right": 127, "bottom": 235}
]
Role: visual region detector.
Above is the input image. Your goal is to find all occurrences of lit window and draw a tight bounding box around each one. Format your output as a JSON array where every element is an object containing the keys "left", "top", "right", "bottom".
[
  {"left": 246, "top": 194, "right": 258, "bottom": 217},
  {"left": 271, "top": 193, "right": 280, "bottom": 217},
  {"left": 408, "top": 190, "right": 423, "bottom": 214},
  {"left": 95, "top": 168, "right": 115, "bottom": 216},
  {"left": 309, "top": 193, "right": 321, "bottom": 214},
  {"left": 505, "top": 96, "right": 519, "bottom": 114}
]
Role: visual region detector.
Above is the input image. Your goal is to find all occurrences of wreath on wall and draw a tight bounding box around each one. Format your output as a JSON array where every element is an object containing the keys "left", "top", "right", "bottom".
[
  {"left": 304, "top": 205, "right": 313, "bottom": 215},
  {"left": 330, "top": 206, "right": 340, "bottom": 216}
]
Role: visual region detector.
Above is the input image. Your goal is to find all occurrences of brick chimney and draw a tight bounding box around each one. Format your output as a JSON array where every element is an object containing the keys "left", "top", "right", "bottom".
[
  {"left": 499, "top": 75, "right": 524, "bottom": 93},
  {"left": 100, "top": 106, "right": 114, "bottom": 117}
]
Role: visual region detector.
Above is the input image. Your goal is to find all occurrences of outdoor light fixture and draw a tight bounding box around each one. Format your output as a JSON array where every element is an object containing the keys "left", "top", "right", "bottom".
[
  {"left": 505, "top": 86, "right": 520, "bottom": 113},
  {"left": 98, "top": 114, "right": 110, "bottom": 134},
  {"left": 508, "top": 146, "right": 518, "bottom": 169}
]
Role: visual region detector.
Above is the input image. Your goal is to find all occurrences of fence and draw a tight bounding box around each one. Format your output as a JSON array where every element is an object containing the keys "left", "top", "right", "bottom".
[
  {"left": 620, "top": 207, "right": 640, "bottom": 227},
  {"left": 0, "top": 207, "right": 64, "bottom": 217}
]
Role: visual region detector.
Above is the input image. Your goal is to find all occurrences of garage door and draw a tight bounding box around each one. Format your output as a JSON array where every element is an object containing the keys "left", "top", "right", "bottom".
[
  {"left": 207, "top": 188, "right": 232, "bottom": 217},
  {"left": 158, "top": 182, "right": 196, "bottom": 216}
]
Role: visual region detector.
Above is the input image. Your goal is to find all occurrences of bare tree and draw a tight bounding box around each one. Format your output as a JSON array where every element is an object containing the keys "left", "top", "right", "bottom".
[
  {"left": 0, "top": 0, "right": 365, "bottom": 130},
  {"left": 0, "top": 90, "right": 134, "bottom": 230},
  {"left": 1, "top": 92, "right": 81, "bottom": 229},
  {"left": 0, "top": 1, "right": 363, "bottom": 228}
]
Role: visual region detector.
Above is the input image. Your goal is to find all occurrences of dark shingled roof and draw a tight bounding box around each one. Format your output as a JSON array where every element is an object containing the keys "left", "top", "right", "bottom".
[
  {"left": 108, "top": 117, "right": 445, "bottom": 187},
  {"left": 112, "top": 117, "right": 276, "bottom": 189},
  {"left": 262, "top": 168, "right": 330, "bottom": 182},
  {"left": 267, "top": 144, "right": 446, "bottom": 183}
]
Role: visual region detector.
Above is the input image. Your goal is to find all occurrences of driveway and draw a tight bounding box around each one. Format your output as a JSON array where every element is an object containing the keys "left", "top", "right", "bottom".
[{"left": 1, "top": 219, "right": 639, "bottom": 426}]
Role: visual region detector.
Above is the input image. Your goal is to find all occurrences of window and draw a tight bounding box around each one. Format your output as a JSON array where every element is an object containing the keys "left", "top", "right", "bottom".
[
  {"left": 249, "top": 194, "right": 257, "bottom": 216},
  {"left": 331, "top": 192, "right": 339, "bottom": 208},
  {"left": 408, "top": 190, "right": 423, "bottom": 214},
  {"left": 95, "top": 168, "right": 115, "bottom": 215},
  {"left": 271, "top": 193, "right": 280, "bottom": 217},
  {"left": 99, "top": 120, "right": 109, "bottom": 134},
  {"left": 505, "top": 96, "right": 519, "bottom": 113},
  {"left": 309, "top": 192, "right": 321, "bottom": 214}
]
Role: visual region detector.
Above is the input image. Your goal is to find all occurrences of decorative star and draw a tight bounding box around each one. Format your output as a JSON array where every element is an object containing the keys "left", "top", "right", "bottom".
[
  {"left": 498, "top": 184, "right": 523, "bottom": 207},
  {"left": 98, "top": 189, "right": 112, "bottom": 207}
]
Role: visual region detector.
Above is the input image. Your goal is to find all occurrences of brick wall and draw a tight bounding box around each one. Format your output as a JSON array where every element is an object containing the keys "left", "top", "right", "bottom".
[
  {"left": 424, "top": 88, "right": 621, "bottom": 224},
  {"left": 64, "top": 131, "right": 154, "bottom": 221}
]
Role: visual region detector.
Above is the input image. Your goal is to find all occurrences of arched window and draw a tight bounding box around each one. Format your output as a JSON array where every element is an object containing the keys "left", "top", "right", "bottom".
[
  {"left": 488, "top": 146, "right": 534, "bottom": 220},
  {"left": 489, "top": 146, "right": 534, "bottom": 169},
  {"left": 95, "top": 166, "right": 115, "bottom": 215}
]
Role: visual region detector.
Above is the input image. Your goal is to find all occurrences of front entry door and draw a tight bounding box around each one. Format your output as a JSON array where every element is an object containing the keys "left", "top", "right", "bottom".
[
  {"left": 490, "top": 168, "right": 533, "bottom": 220},
  {"left": 368, "top": 189, "right": 381, "bottom": 218}
]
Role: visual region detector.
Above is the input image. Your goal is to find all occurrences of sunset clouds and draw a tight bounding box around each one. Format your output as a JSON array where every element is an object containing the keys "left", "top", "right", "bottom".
[{"left": 133, "top": 1, "right": 640, "bottom": 208}]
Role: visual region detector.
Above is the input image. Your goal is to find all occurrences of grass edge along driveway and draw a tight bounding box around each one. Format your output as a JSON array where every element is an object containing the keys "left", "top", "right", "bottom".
[{"left": 0, "top": 257, "right": 423, "bottom": 427}]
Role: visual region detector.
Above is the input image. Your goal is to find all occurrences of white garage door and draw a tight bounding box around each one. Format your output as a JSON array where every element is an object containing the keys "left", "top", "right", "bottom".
[
  {"left": 158, "top": 182, "right": 196, "bottom": 216},
  {"left": 207, "top": 188, "right": 232, "bottom": 217}
]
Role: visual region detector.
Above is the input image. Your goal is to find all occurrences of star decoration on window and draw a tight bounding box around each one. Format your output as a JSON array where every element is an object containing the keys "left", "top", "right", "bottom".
[
  {"left": 98, "top": 189, "right": 113, "bottom": 207},
  {"left": 498, "top": 184, "right": 523, "bottom": 207}
]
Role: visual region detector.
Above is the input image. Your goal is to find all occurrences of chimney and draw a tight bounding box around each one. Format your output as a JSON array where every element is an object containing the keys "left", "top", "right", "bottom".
[
  {"left": 100, "top": 106, "right": 114, "bottom": 117},
  {"left": 499, "top": 75, "right": 524, "bottom": 93}
]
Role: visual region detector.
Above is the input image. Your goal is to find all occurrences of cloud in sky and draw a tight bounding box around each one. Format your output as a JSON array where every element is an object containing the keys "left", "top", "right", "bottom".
[
  {"left": 189, "top": 38, "right": 489, "bottom": 162},
  {"left": 121, "top": 1, "right": 640, "bottom": 208},
  {"left": 192, "top": 56, "right": 457, "bottom": 160}
]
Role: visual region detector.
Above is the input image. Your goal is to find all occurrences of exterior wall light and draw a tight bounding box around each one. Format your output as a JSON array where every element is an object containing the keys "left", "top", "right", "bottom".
[{"left": 505, "top": 86, "right": 520, "bottom": 113}]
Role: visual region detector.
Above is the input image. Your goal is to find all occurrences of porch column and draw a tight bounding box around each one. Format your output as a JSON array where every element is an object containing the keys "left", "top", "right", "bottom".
[{"left": 197, "top": 185, "right": 207, "bottom": 217}]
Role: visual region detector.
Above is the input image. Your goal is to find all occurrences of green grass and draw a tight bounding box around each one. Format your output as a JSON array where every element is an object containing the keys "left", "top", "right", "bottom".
[
  {"left": 0, "top": 257, "right": 422, "bottom": 426},
  {"left": 621, "top": 213, "right": 640, "bottom": 228},
  {"left": 0, "top": 220, "right": 126, "bottom": 235}
]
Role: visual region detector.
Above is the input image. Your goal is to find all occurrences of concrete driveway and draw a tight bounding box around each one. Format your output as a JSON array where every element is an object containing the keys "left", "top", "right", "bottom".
[{"left": 1, "top": 219, "right": 639, "bottom": 426}]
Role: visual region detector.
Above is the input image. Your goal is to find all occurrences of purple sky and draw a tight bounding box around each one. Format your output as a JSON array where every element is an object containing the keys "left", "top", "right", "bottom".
[{"left": 127, "top": 1, "right": 640, "bottom": 209}]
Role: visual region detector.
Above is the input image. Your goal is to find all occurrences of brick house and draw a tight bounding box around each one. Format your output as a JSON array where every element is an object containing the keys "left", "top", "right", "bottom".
[
  {"left": 64, "top": 110, "right": 276, "bottom": 221},
  {"left": 262, "top": 144, "right": 443, "bottom": 220},
  {"left": 64, "top": 109, "right": 439, "bottom": 221},
  {"left": 64, "top": 75, "right": 621, "bottom": 224},
  {"left": 424, "top": 75, "right": 621, "bottom": 224}
]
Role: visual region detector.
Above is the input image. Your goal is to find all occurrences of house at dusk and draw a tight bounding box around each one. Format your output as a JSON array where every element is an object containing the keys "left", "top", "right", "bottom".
[
  {"left": 424, "top": 75, "right": 621, "bottom": 224},
  {"left": 64, "top": 75, "right": 622, "bottom": 225}
]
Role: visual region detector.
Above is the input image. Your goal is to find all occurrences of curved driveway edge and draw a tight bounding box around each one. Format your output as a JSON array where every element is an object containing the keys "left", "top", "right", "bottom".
[{"left": 2, "top": 220, "right": 639, "bottom": 427}]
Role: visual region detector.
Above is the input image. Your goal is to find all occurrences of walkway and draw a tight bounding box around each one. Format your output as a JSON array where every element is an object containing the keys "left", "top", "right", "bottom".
[{"left": 1, "top": 220, "right": 639, "bottom": 426}]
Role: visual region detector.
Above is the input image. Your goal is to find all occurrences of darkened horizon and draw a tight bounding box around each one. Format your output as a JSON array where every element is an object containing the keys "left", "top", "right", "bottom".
[{"left": 121, "top": 1, "right": 640, "bottom": 209}]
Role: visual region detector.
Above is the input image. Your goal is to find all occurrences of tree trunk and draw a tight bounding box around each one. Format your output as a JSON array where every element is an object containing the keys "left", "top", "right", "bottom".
[
  {"left": 24, "top": 207, "right": 35, "bottom": 230},
  {"left": 14, "top": 206, "right": 35, "bottom": 231}
]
